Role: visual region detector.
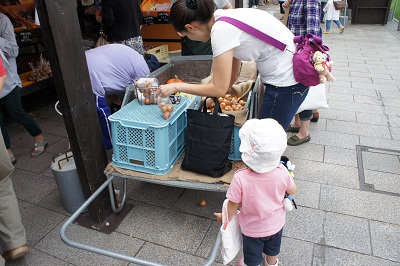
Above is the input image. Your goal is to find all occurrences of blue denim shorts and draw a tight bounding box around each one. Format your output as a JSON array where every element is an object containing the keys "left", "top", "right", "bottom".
[
  {"left": 242, "top": 228, "right": 284, "bottom": 266},
  {"left": 259, "top": 83, "right": 309, "bottom": 131}
]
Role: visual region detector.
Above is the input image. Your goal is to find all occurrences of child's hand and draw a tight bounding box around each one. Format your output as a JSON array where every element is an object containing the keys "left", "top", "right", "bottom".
[{"left": 213, "top": 213, "right": 222, "bottom": 224}]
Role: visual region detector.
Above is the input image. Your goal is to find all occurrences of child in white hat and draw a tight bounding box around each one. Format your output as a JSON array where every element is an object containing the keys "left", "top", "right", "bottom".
[{"left": 215, "top": 118, "right": 297, "bottom": 266}]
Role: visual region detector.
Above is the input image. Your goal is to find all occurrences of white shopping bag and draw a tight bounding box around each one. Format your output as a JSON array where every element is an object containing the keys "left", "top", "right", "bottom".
[
  {"left": 297, "top": 83, "right": 329, "bottom": 113},
  {"left": 220, "top": 199, "right": 242, "bottom": 265}
]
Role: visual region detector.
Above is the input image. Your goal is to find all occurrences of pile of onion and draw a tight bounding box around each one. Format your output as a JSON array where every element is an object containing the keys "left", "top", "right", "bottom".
[
  {"left": 159, "top": 100, "right": 174, "bottom": 120},
  {"left": 206, "top": 94, "right": 246, "bottom": 113}
]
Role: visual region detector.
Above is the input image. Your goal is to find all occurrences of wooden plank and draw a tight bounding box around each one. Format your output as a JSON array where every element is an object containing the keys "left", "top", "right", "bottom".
[
  {"left": 141, "top": 24, "right": 180, "bottom": 40},
  {"left": 35, "top": 0, "right": 112, "bottom": 223}
]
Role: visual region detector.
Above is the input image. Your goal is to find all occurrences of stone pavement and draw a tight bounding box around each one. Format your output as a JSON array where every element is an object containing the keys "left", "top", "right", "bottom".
[{"left": 2, "top": 4, "right": 400, "bottom": 266}]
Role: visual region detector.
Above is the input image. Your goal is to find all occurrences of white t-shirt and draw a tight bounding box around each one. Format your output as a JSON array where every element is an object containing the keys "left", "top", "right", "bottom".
[{"left": 212, "top": 8, "right": 297, "bottom": 87}]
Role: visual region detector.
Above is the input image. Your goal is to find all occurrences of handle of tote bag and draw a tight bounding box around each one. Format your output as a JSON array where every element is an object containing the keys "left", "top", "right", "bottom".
[{"left": 202, "top": 97, "right": 222, "bottom": 115}]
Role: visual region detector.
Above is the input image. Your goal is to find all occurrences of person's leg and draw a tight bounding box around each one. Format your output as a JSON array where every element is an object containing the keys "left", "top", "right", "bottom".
[
  {"left": 288, "top": 114, "right": 301, "bottom": 132},
  {"left": 287, "top": 110, "right": 312, "bottom": 145},
  {"left": 334, "top": 20, "right": 345, "bottom": 33},
  {"left": 266, "top": 255, "right": 279, "bottom": 266},
  {"left": 95, "top": 95, "right": 113, "bottom": 149},
  {"left": 0, "top": 105, "right": 11, "bottom": 153},
  {"left": 324, "top": 20, "right": 331, "bottom": 33},
  {"left": 333, "top": 20, "right": 342, "bottom": 27},
  {"left": 263, "top": 228, "right": 283, "bottom": 266},
  {"left": 0, "top": 131, "right": 27, "bottom": 255},
  {"left": 242, "top": 234, "right": 265, "bottom": 266},
  {"left": 1, "top": 87, "right": 45, "bottom": 157},
  {"left": 259, "top": 83, "right": 309, "bottom": 131},
  {"left": 0, "top": 177, "right": 27, "bottom": 251},
  {"left": 279, "top": 2, "right": 284, "bottom": 14},
  {"left": 279, "top": 1, "right": 285, "bottom": 19},
  {"left": 320, "top": 2, "right": 327, "bottom": 22}
]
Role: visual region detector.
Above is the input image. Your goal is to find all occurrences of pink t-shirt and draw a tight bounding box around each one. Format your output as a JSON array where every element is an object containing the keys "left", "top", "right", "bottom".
[{"left": 226, "top": 164, "right": 295, "bottom": 238}]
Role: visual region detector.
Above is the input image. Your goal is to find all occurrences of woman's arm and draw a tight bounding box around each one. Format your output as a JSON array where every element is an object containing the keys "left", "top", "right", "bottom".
[
  {"left": 230, "top": 57, "right": 242, "bottom": 88},
  {"left": 0, "top": 16, "right": 19, "bottom": 58},
  {"left": 160, "top": 49, "right": 235, "bottom": 97}
]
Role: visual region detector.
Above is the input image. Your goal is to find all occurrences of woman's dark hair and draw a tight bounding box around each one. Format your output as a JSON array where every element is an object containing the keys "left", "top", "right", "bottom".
[{"left": 170, "top": 0, "right": 215, "bottom": 32}]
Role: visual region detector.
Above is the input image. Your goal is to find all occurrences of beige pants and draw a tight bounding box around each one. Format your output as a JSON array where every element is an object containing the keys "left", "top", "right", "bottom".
[{"left": 0, "top": 131, "right": 26, "bottom": 251}]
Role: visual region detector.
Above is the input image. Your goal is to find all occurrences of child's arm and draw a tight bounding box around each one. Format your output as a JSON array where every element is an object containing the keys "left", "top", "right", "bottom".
[
  {"left": 286, "top": 183, "right": 297, "bottom": 195},
  {"left": 213, "top": 200, "right": 240, "bottom": 224},
  {"left": 227, "top": 200, "right": 240, "bottom": 220}
]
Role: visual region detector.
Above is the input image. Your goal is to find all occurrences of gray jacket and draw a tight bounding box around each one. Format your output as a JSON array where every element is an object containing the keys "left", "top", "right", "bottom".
[{"left": 0, "top": 13, "right": 22, "bottom": 99}]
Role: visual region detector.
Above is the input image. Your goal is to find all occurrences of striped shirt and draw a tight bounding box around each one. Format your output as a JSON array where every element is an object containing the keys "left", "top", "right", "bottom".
[{"left": 288, "top": 0, "right": 322, "bottom": 37}]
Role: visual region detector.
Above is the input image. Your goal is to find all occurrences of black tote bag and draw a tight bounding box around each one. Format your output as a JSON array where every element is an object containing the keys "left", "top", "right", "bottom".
[{"left": 182, "top": 97, "right": 235, "bottom": 177}]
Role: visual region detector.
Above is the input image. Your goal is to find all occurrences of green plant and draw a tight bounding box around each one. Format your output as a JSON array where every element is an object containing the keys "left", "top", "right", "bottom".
[{"left": 391, "top": 0, "right": 400, "bottom": 19}]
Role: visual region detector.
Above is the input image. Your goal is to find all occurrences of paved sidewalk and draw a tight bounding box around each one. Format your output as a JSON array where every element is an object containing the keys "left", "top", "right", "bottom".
[{"left": 2, "top": 4, "right": 400, "bottom": 266}]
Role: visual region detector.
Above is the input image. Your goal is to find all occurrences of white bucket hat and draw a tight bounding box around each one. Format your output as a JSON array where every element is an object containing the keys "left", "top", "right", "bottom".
[{"left": 239, "top": 118, "right": 287, "bottom": 173}]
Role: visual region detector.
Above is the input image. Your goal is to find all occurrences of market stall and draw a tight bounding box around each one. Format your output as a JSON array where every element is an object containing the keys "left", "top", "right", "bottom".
[
  {"left": 0, "top": 0, "right": 53, "bottom": 96},
  {"left": 0, "top": 0, "right": 54, "bottom": 96},
  {"left": 140, "top": 0, "right": 182, "bottom": 54}
]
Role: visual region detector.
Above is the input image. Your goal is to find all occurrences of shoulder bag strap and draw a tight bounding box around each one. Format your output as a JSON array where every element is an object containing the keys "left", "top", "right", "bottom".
[{"left": 216, "top": 16, "right": 294, "bottom": 53}]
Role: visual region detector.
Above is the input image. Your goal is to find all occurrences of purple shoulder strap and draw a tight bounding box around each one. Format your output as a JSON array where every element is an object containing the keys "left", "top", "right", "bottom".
[{"left": 216, "top": 16, "right": 288, "bottom": 52}]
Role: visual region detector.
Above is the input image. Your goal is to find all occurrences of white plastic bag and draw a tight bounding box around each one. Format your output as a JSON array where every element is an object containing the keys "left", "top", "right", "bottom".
[
  {"left": 297, "top": 83, "right": 329, "bottom": 113},
  {"left": 220, "top": 199, "right": 242, "bottom": 265}
]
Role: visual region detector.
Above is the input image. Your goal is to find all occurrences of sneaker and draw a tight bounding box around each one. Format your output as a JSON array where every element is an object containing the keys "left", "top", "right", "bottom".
[
  {"left": 2, "top": 244, "right": 30, "bottom": 260},
  {"left": 322, "top": 31, "right": 330, "bottom": 34},
  {"left": 251, "top": 5, "right": 258, "bottom": 8},
  {"left": 339, "top": 26, "right": 345, "bottom": 34}
]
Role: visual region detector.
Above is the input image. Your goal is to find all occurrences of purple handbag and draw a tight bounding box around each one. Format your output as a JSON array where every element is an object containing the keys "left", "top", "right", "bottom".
[{"left": 216, "top": 17, "right": 330, "bottom": 87}]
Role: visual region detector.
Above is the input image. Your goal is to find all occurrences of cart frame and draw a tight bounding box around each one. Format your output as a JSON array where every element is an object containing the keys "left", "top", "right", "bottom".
[
  {"left": 60, "top": 172, "right": 223, "bottom": 266},
  {"left": 59, "top": 58, "right": 263, "bottom": 265}
]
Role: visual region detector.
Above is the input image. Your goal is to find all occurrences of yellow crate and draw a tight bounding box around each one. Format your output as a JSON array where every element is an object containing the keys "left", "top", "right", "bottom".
[{"left": 147, "top": 44, "right": 169, "bottom": 61}]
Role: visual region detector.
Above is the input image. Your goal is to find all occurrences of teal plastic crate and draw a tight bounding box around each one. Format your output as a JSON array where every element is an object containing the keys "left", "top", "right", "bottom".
[
  {"left": 228, "top": 88, "right": 256, "bottom": 161},
  {"left": 109, "top": 97, "right": 193, "bottom": 175},
  {"left": 229, "top": 126, "right": 241, "bottom": 161}
]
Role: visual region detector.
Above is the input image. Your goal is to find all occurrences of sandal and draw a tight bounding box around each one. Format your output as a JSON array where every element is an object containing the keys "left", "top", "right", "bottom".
[
  {"left": 10, "top": 155, "right": 17, "bottom": 165},
  {"left": 287, "top": 135, "right": 310, "bottom": 146},
  {"left": 31, "top": 140, "right": 47, "bottom": 158}
]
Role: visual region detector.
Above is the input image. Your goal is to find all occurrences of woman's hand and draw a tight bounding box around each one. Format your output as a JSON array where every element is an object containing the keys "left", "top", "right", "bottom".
[
  {"left": 213, "top": 213, "right": 222, "bottom": 224},
  {"left": 95, "top": 9, "right": 103, "bottom": 23},
  {"left": 282, "top": 0, "right": 290, "bottom": 8},
  {"left": 159, "top": 83, "right": 180, "bottom": 98}
]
